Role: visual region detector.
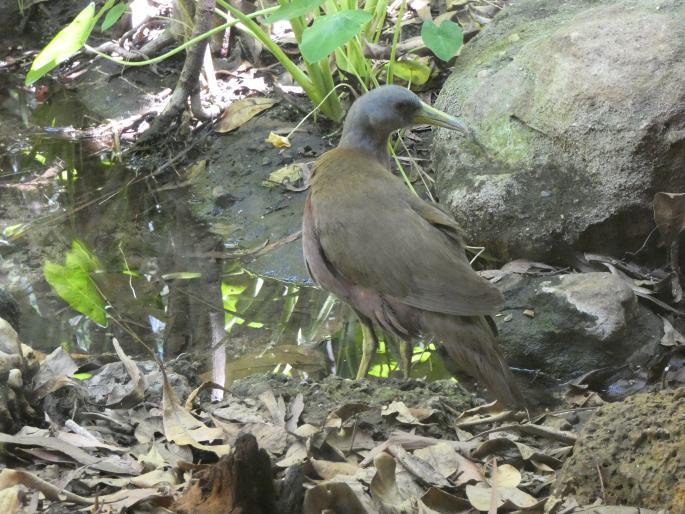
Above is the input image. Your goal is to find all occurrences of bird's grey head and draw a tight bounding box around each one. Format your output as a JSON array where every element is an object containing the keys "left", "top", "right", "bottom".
[{"left": 338, "top": 85, "right": 468, "bottom": 164}]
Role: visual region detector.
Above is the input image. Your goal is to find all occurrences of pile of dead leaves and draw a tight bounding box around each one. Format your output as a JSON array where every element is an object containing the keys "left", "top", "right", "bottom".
[{"left": 0, "top": 325, "right": 667, "bottom": 513}]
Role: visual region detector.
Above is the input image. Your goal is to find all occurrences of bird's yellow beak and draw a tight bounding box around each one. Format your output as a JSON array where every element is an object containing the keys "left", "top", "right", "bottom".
[{"left": 413, "top": 102, "right": 469, "bottom": 134}]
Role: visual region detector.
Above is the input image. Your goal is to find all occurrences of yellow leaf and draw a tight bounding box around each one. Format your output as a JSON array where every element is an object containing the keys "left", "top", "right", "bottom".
[
  {"left": 266, "top": 131, "right": 291, "bottom": 148},
  {"left": 216, "top": 97, "right": 277, "bottom": 133},
  {"left": 262, "top": 163, "right": 305, "bottom": 188}
]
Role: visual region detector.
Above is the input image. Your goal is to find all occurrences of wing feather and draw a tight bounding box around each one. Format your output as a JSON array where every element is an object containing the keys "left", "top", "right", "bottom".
[{"left": 310, "top": 149, "right": 503, "bottom": 316}]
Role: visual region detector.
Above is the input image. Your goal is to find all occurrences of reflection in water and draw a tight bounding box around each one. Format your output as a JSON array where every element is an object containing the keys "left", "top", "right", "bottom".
[{"left": 0, "top": 79, "right": 450, "bottom": 384}]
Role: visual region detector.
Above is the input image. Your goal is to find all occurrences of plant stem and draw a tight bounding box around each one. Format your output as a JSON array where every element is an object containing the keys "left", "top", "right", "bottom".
[{"left": 386, "top": 0, "right": 406, "bottom": 84}]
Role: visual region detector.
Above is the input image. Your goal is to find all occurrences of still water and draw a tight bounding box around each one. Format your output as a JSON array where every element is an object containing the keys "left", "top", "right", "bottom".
[{"left": 0, "top": 78, "right": 450, "bottom": 385}]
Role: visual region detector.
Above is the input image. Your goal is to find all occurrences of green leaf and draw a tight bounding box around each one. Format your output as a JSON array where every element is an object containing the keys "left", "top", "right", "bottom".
[
  {"left": 43, "top": 240, "right": 106, "bottom": 326},
  {"left": 421, "top": 19, "right": 463, "bottom": 62},
  {"left": 389, "top": 59, "right": 432, "bottom": 85},
  {"left": 25, "top": 3, "right": 96, "bottom": 85},
  {"left": 66, "top": 240, "right": 101, "bottom": 274},
  {"left": 101, "top": 2, "right": 127, "bottom": 31},
  {"left": 44, "top": 261, "right": 107, "bottom": 326},
  {"left": 264, "top": 0, "right": 326, "bottom": 24},
  {"left": 300, "top": 10, "right": 372, "bottom": 63}
]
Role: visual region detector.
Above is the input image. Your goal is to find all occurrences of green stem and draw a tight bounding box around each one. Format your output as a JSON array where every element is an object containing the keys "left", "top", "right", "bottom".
[
  {"left": 218, "top": 0, "right": 343, "bottom": 121},
  {"left": 386, "top": 0, "right": 405, "bottom": 83}
]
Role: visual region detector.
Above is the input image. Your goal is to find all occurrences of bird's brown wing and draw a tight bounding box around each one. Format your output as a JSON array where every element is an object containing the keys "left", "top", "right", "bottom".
[{"left": 311, "top": 149, "right": 503, "bottom": 316}]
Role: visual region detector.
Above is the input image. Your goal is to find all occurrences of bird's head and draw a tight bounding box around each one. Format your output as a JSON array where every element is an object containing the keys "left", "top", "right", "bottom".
[{"left": 339, "top": 85, "right": 468, "bottom": 162}]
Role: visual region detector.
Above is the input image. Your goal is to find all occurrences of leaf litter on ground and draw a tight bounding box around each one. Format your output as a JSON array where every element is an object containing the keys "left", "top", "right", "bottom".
[{"left": 0, "top": 331, "right": 667, "bottom": 513}]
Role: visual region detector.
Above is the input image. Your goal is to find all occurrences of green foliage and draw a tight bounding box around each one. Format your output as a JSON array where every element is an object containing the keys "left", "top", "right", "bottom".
[
  {"left": 421, "top": 19, "right": 464, "bottom": 61},
  {"left": 389, "top": 59, "right": 431, "bottom": 85},
  {"left": 25, "top": 3, "right": 96, "bottom": 86},
  {"left": 264, "top": 0, "right": 326, "bottom": 23},
  {"left": 300, "top": 11, "right": 372, "bottom": 63},
  {"left": 43, "top": 240, "right": 107, "bottom": 326},
  {"left": 101, "top": 2, "right": 127, "bottom": 31},
  {"left": 25, "top": 0, "right": 128, "bottom": 86}
]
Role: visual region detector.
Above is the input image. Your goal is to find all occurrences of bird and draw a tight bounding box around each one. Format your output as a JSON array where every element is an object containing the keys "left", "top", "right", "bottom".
[{"left": 302, "top": 85, "right": 522, "bottom": 407}]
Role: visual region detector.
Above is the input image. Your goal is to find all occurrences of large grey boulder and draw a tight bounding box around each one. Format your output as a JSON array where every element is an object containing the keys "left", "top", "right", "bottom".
[
  {"left": 491, "top": 271, "right": 662, "bottom": 379},
  {"left": 434, "top": 0, "right": 685, "bottom": 262}
]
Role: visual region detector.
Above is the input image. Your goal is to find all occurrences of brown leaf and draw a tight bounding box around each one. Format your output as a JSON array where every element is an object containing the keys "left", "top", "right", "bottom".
[
  {"left": 420, "top": 487, "right": 471, "bottom": 513},
  {"left": 370, "top": 453, "right": 402, "bottom": 505},
  {"left": 161, "top": 368, "right": 230, "bottom": 456},
  {"left": 660, "top": 315, "right": 685, "bottom": 347},
  {"left": 488, "top": 463, "right": 521, "bottom": 488},
  {"left": 216, "top": 97, "right": 277, "bottom": 133},
  {"left": 414, "top": 443, "right": 459, "bottom": 478},
  {"left": 466, "top": 484, "right": 540, "bottom": 511},
  {"left": 304, "top": 482, "right": 371, "bottom": 514},
  {"left": 0, "top": 434, "right": 140, "bottom": 475},
  {"left": 382, "top": 401, "right": 434, "bottom": 425},
  {"left": 107, "top": 338, "right": 147, "bottom": 408},
  {"left": 310, "top": 459, "right": 360, "bottom": 480}
]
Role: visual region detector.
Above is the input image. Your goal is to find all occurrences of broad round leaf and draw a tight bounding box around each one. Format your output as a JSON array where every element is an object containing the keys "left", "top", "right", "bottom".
[
  {"left": 265, "top": 0, "right": 326, "bottom": 24},
  {"left": 300, "top": 10, "right": 372, "bottom": 63},
  {"left": 26, "top": 3, "right": 96, "bottom": 85},
  {"left": 421, "top": 19, "right": 463, "bottom": 62}
]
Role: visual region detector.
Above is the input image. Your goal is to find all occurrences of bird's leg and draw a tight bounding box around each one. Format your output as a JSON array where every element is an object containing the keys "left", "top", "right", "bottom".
[
  {"left": 398, "top": 338, "right": 413, "bottom": 379},
  {"left": 356, "top": 319, "right": 379, "bottom": 380}
]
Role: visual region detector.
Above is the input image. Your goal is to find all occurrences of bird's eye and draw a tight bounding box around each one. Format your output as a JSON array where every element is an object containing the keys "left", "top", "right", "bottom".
[{"left": 395, "top": 100, "right": 414, "bottom": 112}]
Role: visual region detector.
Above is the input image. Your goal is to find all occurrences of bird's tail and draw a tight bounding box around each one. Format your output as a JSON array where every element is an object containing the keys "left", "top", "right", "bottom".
[{"left": 424, "top": 313, "right": 523, "bottom": 407}]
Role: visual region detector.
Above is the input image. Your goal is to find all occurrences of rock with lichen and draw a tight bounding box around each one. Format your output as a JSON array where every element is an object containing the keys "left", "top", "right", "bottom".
[
  {"left": 434, "top": 0, "right": 685, "bottom": 262},
  {"left": 552, "top": 388, "right": 685, "bottom": 510}
]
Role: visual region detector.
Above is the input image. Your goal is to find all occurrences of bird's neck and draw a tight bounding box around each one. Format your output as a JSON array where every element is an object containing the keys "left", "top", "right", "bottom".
[{"left": 338, "top": 115, "right": 391, "bottom": 167}]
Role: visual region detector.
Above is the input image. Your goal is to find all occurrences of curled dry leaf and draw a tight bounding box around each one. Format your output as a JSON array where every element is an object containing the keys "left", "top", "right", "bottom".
[
  {"left": 266, "top": 131, "right": 291, "bottom": 148},
  {"left": 216, "top": 97, "right": 277, "bottom": 133},
  {"left": 370, "top": 452, "right": 401, "bottom": 505},
  {"left": 108, "top": 338, "right": 146, "bottom": 408},
  {"left": 472, "top": 438, "right": 563, "bottom": 470},
  {"left": 382, "top": 401, "right": 435, "bottom": 425},
  {"left": 161, "top": 368, "right": 230, "bottom": 457},
  {"left": 310, "top": 458, "right": 360, "bottom": 480},
  {"left": 660, "top": 315, "right": 685, "bottom": 347}
]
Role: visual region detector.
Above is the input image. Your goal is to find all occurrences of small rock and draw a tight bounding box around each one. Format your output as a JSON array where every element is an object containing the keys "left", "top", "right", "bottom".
[{"left": 496, "top": 272, "right": 661, "bottom": 379}]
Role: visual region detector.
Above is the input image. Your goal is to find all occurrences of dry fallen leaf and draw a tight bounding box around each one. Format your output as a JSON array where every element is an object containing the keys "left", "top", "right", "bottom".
[
  {"left": 310, "top": 459, "right": 360, "bottom": 480},
  {"left": 161, "top": 368, "right": 230, "bottom": 457},
  {"left": 660, "top": 315, "right": 685, "bottom": 347},
  {"left": 216, "top": 97, "right": 277, "bottom": 133},
  {"left": 262, "top": 163, "right": 306, "bottom": 189},
  {"left": 266, "top": 131, "right": 291, "bottom": 148},
  {"left": 488, "top": 463, "right": 521, "bottom": 488},
  {"left": 466, "top": 484, "right": 540, "bottom": 511}
]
